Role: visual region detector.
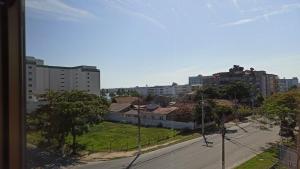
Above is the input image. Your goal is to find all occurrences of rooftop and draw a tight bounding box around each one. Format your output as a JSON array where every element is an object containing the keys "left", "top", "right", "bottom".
[
  {"left": 109, "top": 103, "right": 131, "bottom": 112},
  {"left": 114, "top": 96, "right": 138, "bottom": 104}
]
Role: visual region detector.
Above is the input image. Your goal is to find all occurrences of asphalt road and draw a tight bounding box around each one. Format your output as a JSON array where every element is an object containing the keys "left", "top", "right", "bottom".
[{"left": 73, "top": 121, "right": 280, "bottom": 169}]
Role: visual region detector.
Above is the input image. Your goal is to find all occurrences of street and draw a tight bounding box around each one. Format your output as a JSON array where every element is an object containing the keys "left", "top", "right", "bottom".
[{"left": 73, "top": 120, "right": 280, "bottom": 169}]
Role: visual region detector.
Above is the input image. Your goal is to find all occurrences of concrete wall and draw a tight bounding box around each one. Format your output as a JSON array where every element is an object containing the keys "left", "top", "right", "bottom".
[{"left": 106, "top": 112, "right": 214, "bottom": 130}]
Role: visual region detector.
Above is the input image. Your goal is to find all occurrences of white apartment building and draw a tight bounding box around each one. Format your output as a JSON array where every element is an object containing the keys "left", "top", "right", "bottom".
[
  {"left": 134, "top": 83, "right": 192, "bottom": 97},
  {"left": 26, "top": 56, "right": 100, "bottom": 102}
]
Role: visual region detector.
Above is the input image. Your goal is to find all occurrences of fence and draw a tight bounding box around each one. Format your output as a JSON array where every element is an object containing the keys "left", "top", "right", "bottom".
[{"left": 279, "top": 145, "right": 298, "bottom": 169}]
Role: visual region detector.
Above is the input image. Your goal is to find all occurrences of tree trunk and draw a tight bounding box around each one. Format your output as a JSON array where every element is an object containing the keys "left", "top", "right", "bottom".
[
  {"left": 59, "top": 134, "right": 65, "bottom": 157},
  {"left": 72, "top": 133, "right": 76, "bottom": 154},
  {"left": 72, "top": 126, "right": 76, "bottom": 154}
]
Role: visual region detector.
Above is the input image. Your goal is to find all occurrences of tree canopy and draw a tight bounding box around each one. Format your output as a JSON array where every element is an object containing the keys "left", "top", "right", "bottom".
[
  {"left": 27, "top": 90, "right": 109, "bottom": 155},
  {"left": 262, "top": 89, "right": 300, "bottom": 138}
]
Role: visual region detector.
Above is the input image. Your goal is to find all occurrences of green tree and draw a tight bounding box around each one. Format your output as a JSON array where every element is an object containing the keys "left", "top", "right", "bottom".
[
  {"left": 100, "top": 89, "right": 106, "bottom": 96},
  {"left": 193, "top": 99, "right": 233, "bottom": 128},
  {"left": 195, "top": 86, "right": 220, "bottom": 100},
  {"left": 109, "top": 92, "right": 116, "bottom": 98},
  {"left": 222, "top": 81, "right": 251, "bottom": 102},
  {"left": 262, "top": 90, "right": 300, "bottom": 138},
  {"left": 193, "top": 99, "right": 215, "bottom": 124},
  {"left": 212, "top": 105, "right": 233, "bottom": 127},
  {"left": 28, "top": 90, "right": 109, "bottom": 155}
]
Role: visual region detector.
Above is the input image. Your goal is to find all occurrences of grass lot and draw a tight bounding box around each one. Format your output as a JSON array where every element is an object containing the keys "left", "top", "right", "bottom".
[
  {"left": 235, "top": 147, "right": 280, "bottom": 169},
  {"left": 27, "top": 121, "right": 201, "bottom": 153}
]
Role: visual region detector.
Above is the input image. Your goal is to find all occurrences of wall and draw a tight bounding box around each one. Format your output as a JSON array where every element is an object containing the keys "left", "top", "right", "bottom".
[{"left": 106, "top": 112, "right": 214, "bottom": 130}]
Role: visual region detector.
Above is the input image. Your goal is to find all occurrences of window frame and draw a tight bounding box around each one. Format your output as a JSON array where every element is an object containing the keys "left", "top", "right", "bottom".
[{"left": 0, "top": 0, "right": 26, "bottom": 169}]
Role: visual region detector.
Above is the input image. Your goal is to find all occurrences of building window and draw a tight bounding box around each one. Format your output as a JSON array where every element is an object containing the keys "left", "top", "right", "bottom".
[
  {"left": 28, "top": 84, "right": 32, "bottom": 87},
  {"left": 28, "top": 96, "right": 32, "bottom": 99},
  {"left": 28, "top": 72, "right": 32, "bottom": 75},
  {"left": 87, "top": 85, "right": 90, "bottom": 87},
  {"left": 60, "top": 74, "right": 64, "bottom": 76},
  {"left": 61, "top": 81, "right": 64, "bottom": 83},
  {"left": 61, "top": 86, "right": 64, "bottom": 88},
  {"left": 28, "top": 90, "right": 32, "bottom": 93},
  {"left": 87, "top": 73, "right": 90, "bottom": 75},
  {"left": 87, "top": 81, "right": 90, "bottom": 83},
  {"left": 28, "top": 78, "right": 32, "bottom": 81},
  {"left": 61, "top": 77, "right": 64, "bottom": 79},
  {"left": 28, "top": 66, "right": 32, "bottom": 69}
]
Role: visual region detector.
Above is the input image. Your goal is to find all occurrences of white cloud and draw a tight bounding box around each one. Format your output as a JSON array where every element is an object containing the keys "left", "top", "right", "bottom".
[
  {"left": 26, "top": 0, "right": 96, "bottom": 21},
  {"left": 103, "top": 0, "right": 167, "bottom": 31},
  {"left": 232, "top": 0, "right": 240, "bottom": 10},
  {"left": 220, "top": 3, "right": 300, "bottom": 27}
]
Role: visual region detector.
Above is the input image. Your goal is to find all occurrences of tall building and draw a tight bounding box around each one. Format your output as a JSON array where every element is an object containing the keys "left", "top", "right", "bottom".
[
  {"left": 26, "top": 56, "right": 100, "bottom": 102},
  {"left": 279, "top": 77, "right": 299, "bottom": 92},
  {"left": 202, "top": 65, "right": 279, "bottom": 97},
  {"left": 189, "top": 75, "right": 203, "bottom": 86}
]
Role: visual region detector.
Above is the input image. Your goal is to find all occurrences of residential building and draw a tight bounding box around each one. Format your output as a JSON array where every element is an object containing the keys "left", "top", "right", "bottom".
[
  {"left": 279, "top": 77, "right": 299, "bottom": 92},
  {"left": 134, "top": 83, "right": 192, "bottom": 97},
  {"left": 202, "top": 65, "right": 279, "bottom": 97},
  {"left": 26, "top": 56, "right": 100, "bottom": 101},
  {"left": 189, "top": 75, "right": 203, "bottom": 86},
  {"left": 266, "top": 74, "right": 279, "bottom": 96}
]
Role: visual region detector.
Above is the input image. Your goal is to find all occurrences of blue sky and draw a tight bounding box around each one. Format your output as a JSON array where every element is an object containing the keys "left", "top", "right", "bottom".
[{"left": 26, "top": 0, "right": 300, "bottom": 88}]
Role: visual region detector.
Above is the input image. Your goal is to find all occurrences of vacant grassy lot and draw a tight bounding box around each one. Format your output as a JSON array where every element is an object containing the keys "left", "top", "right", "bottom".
[
  {"left": 235, "top": 147, "right": 279, "bottom": 169},
  {"left": 27, "top": 121, "right": 200, "bottom": 153}
]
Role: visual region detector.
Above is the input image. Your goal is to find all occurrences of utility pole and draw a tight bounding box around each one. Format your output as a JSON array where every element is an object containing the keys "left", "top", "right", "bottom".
[
  {"left": 222, "top": 113, "right": 225, "bottom": 169},
  {"left": 202, "top": 94, "right": 205, "bottom": 136},
  {"left": 137, "top": 97, "right": 141, "bottom": 155},
  {"left": 297, "top": 113, "right": 300, "bottom": 169},
  {"left": 202, "top": 94, "right": 208, "bottom": 146}
]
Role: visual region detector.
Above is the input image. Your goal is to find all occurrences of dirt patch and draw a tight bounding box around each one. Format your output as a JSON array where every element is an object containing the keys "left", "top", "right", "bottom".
[{"left": 80, "top": 139, "right": 179, "bottom": 162}]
